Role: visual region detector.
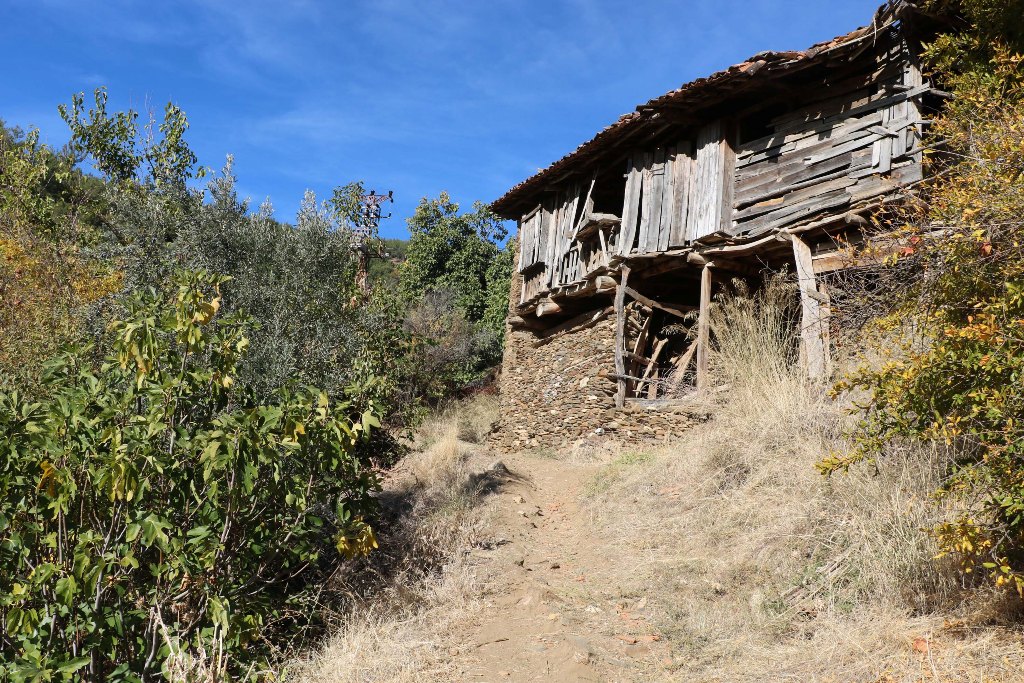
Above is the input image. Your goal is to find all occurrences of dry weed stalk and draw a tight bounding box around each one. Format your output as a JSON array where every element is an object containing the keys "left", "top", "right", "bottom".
[
  {"left": 285, "top": 395, "right": 499, "bottom": 683},
  {"left": 582, "top": 281, "right": 1022, "bottom": 682}
]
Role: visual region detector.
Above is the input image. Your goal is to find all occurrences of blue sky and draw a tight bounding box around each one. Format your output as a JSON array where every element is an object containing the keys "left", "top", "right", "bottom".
[{"left": 2, "top": 0, "right": 882, "bottom": 238}]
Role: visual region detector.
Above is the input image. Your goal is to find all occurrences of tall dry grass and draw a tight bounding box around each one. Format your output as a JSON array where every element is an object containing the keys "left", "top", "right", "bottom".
[
  {"left": 285, "top": 395, "right": 500, "bottom": 683},
  {"left": 584, "top": 276, "right": 1023, "bottom": 682}
]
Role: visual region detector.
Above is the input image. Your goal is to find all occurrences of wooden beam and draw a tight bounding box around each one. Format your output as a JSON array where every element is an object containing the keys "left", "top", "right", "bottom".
[
  {"left": 623, "top": 286, "right": 694, "bottom": 319},
  {"left": 637, "top": 337, "right": 669, "bottom": 397},
  {"left": 668, "top": 341, "right": 699, "bottom": 394},
  {"left": 629, "top": 312, "right": 652, "bottom": 392},
  {"left": 537, "top": 299, "right": 563, "bottom": 317},
  {"left": 696, "top": 264, "right": 712, "bottom": 394},
  {"left": 790, "top": 234, "right": 829, "bottom": 380},
  {"left": 614, "top": 265, "right": 631, "bottom": 408}
]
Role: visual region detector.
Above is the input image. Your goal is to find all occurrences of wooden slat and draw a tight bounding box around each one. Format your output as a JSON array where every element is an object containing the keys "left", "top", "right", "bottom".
[
  {"left": 645, "top": 148, "right": 667, "bottom": 253},
  {"left": 735, "top": 129, "right": 872, "bottom": 182},
  {"left": 802, "top": 130, "right": 881, "bottom": 165},
  {"left": 736, "top": 157, "right": 869, "bottom": 210},
  {"left": 687, "top": 121, "right": 724, "bottom": 241},
  {"left": 669, "top": 141, "right": 693, "bottom": 247},
  {"left": 736, "top": 111, "right": 883, "bottom": 161},
  {"left": 574, "top": 172, "right": 597, "bottom": 236},
  {"left": 658, "top": 146, "right": 676, "bottom": 252},
  {"left": 733, "top": 176, "right": 858, "bottom": 222},
  {"left": 637, "top": 338, "right": 669, "bottom": 397},
  {"left": 736, "top": 150, "right": 859, "bottom": 200},
  {"left": 619, "top": 156, "right": 642, "bottom": 255},
  {"left": 739, "top": 189, "right": 851, "bottom": 236},
  {"left": 719, "top": 123, "right": 736, "bottom": 234},
  {"left": 637, "top": 150, "right": 655, "bottom": 254},
  {"left": 667, "top": 341, "right": 698, "bottom": 394}
]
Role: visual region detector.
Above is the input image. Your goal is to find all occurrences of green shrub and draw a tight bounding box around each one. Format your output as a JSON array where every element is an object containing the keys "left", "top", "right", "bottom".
[
  {"left": 0, "top": 271, "right": 381, "bottom": 681},
  {"left": 825, "top": 4, "right": 1024, "bottom": 594}
]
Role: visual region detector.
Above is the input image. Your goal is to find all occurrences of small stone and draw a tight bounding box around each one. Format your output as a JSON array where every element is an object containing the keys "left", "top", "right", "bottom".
[{"left": 550, "top": 562, "right": 561, "bottom": 570}]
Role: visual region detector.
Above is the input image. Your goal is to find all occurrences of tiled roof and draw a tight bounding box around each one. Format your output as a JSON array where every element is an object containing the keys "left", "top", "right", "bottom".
[{"left": 491, "top": 1, "right": 913, "bottom": 218}]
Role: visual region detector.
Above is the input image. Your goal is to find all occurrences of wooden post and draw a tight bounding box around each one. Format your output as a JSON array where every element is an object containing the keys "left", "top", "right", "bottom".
[
  {"left": 696, "top": 263, "right": 712, "bottom": 393},
  {"left": 818, "top": 280, "right": 833, "bottom": 378},
  {"left": 614, "top": 265, "right": 631, "bottom": 408},
  {"left": 791, "top": 234, "right": 829, "bottom": 381}
]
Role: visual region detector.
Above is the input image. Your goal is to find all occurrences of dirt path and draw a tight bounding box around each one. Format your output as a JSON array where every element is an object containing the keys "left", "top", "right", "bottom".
[{"left": 449, "top": 451, "right": 673, "bottom": 683}]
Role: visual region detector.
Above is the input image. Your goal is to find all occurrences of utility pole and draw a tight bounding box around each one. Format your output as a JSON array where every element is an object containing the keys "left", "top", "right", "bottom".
[{"left": 353, "top": 189, "right": 393, "bottom": 293}]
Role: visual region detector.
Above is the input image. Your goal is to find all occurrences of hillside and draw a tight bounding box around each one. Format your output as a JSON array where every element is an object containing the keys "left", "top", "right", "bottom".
[{"left": 290, "top": 368, "right": 1024, "bottom": 682}]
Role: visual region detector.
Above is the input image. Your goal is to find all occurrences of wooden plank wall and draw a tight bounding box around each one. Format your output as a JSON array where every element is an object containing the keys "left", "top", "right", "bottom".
[
  {"left": 514, "top": 35, "right": 928, "bottom": 308},
  {"left": 730, "top": 39, "right": 926, "bottom": 238},
  {"left": 616, "top": 127, "right": 731, "bottom": 257},
  {"left": 686, "top": 120, "right": 728, "bottom": 242}
]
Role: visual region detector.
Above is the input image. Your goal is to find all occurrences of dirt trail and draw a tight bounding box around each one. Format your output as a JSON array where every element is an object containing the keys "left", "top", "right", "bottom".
[{"left": 449, "top": 451, "right": 673, "bottom": 683}]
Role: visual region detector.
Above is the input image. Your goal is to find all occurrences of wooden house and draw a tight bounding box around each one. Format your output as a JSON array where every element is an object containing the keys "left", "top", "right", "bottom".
[{"left": 489, "top": 2, "right": 947, "bottom": 448}]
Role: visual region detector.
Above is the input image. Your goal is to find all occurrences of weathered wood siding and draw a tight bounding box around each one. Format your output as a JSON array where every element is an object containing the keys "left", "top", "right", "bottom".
[
  {"left": 730, "top": 40, "right": 926, "bottom": 237},
  {"left": 514, "top": 34, "right": 928, "bottom": 307}
]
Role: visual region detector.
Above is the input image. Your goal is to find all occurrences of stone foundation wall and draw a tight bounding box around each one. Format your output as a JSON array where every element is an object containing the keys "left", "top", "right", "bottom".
[
  {"left": 490, "top": 268, "right": 703, "bottom": 451},
  {"left": 492, "top": 315, "right": 618, "bottom": 450}
]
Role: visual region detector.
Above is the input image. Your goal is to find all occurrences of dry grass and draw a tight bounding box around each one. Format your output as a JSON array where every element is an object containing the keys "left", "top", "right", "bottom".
[
  {"left": 286, "top": 283, "right": 1024, "bottom": 682},
  {"left": 582, "top": 279, "right": 1024, "bottom": 682},
  {"left": 285, "top": 395, "right": 500, "bottom": 683}
]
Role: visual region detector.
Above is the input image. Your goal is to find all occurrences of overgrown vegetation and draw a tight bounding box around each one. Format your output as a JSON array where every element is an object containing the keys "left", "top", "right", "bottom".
[
  {"left": 825, "top": 0, "right": 1024, "bottom": 594},
  {"left": 0, "top": 272, "right": 381, "bottom": 680},
  {"left": 578, "top": 280, "right": 1012, "bottom": 681},
  {"left": 0, "top": 88, "right": 512, "bottom": 679}
]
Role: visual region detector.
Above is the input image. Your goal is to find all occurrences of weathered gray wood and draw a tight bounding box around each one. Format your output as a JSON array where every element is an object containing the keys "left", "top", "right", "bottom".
[
  {"left": 623, "top": 286, "right": 693, "bottom": 319},
  {"left": 629, "top": 312, "right": 653, "bottom": 383},
  {"left": 637, "top": 337, "right": 669, "bottom": 397},
  {"left": 735, "top": 130, "right": 871, "bottom": 183},
  {"left": 637, "top": 150, "right": 655, "bottom": 254},
  {"left": 818, "top": 280, "right": 833, "bottom": 378},
  {"left": 696, "top": 264, "right": 712, "bottom": 393},
  {"left": 517, "top": 216, "right": 528, "bottom": 273},
  {"left": 544, "top": 199, "right": 559, "bottom": 287},
  {"left": 614, "top": 266, "right": 631, "bottom": 408},
  {"left": 736, "top": 111, "right": 884, "bottom": 161},
  {"left": 668, "top": 341, "right": 698, "bottom": 394},
  {"left": 803, "top": 130, "right": 880, "bottom": 165},
  {"left": 574, "top": 172, "right": 598, "bottom": 236},
  {"left": 733, "top": 176, "right": 858, "bottom": 222},
  {"left": 736, "top": 158, "right": 869, "bottom": 210},
  {"left": 772, "top": 83, "right": 931, "bottom": 136},
  {"left": 619, "top": 156, "right": 643, "bottom": 255},
  {"left": 791, "top": 234, "right": 828, "bottom": 380},
  {"left": 645, "top": 148, "right": 667, "bottom": 253},
  {"left": 687, "top": 121, "right": 725, "bottom": 241},
  {"left": 741, "top": 189, "right": 851, "bottom": 236},
  {"left": 658, "top": 146, "right": 676, "bottom": 252},
  {"left": 736, "top": 151, "right": 859, "bottom": 199},
  {"left": 719, "top": 123, "right": 736, "bottom": 234},
  {"left": 669, "top": 141, "right": 694, "bottom": 247}
]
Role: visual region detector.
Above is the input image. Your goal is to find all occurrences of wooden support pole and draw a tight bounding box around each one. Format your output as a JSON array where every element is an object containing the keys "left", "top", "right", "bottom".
[
  {"left": 696, "top": 263, "right": 712, "bottom": 394},
  {"left": 790, "top": 234, "right": 830, "bottom": 381},
  {"left": 667, "top": 341, "right": 699, "bottom": 394},
  {"left": 614, "top": 265, "right": 631, "bottom": 408},
  {"left": 818, "top": 280, "right": 833, "bottom": 378}
]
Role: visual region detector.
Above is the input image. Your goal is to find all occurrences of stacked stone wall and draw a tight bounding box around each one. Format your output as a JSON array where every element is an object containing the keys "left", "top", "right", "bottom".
[{"left": 491, "top": 269, "right": 702, "bottom": 450}]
